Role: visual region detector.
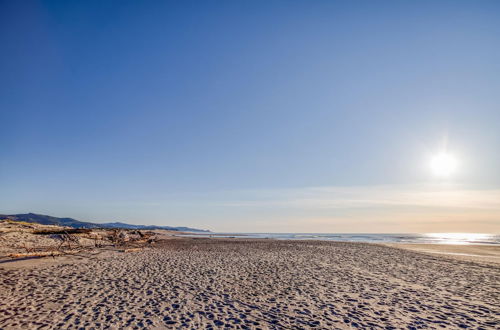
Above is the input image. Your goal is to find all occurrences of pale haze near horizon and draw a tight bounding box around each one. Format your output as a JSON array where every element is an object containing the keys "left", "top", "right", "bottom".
[{"left": 1, "top": 1, "right": 499, "bottom": 233}]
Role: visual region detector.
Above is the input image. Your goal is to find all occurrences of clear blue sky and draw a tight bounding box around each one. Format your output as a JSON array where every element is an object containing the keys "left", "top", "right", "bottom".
[{"left": 1, "top": 1, "right": 499, "bottom": 232}]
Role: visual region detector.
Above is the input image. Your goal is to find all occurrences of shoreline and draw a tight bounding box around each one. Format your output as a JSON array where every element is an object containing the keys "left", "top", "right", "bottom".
[
  {"left": 384, "top": 242, "right": 500, "bottom": 264},
  {"left": 176, "top": 233, "right": 500, "bottom": 264},
  {"left": 175, "top": 232, "right": 500, "bottom": 246},
  {"left": 2, "top": 237, "right": 500, "bottom": 269}
]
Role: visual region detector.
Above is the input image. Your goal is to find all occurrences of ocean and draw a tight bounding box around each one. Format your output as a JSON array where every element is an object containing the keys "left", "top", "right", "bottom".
[{"left": 179, "top": 232, "right": 500, "bottom": 245}]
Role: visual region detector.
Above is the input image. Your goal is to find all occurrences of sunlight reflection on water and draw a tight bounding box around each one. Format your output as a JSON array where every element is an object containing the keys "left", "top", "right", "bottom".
[
  {"left": 424, "top": 233, "right": 494, "bottom": 245},
  {"left": 178, "top": 232, "right": 500, "bottom": 245}
]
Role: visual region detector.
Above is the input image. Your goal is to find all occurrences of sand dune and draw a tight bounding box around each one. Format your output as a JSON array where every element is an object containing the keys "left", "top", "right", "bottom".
[{"left": 0, "top": 239, "right": 499, "bottom": 329}]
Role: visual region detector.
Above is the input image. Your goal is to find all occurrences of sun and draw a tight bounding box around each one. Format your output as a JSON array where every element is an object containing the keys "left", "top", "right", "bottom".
[{"left": 430, "top": 153, "right": 458, "bottom": 177}]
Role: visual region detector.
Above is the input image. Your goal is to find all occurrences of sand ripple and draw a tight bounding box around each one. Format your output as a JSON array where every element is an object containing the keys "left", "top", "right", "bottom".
[{"left": 0, "top": 239, "right": 499, "bottom": 329}]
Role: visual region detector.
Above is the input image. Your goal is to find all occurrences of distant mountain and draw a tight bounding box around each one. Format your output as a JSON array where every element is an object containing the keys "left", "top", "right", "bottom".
[
  {"left": 98, "top": 221, "right": 210, "bottom": 232},
  {"left": 0, "top": 213, "right": 210, "bottom": 232},
  {"left": 0, "top": 213, "right": 99, "bottom": 228}
]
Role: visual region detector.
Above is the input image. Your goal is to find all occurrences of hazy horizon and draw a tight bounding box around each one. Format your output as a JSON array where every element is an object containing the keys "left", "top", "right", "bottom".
[{"left": 1, "top": 1, "right": 499, "bottom": 233}]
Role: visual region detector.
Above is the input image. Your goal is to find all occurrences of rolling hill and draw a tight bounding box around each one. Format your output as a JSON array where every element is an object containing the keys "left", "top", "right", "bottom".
[{"left": 0, "top": 213, "right": 210, "bottom": 232}]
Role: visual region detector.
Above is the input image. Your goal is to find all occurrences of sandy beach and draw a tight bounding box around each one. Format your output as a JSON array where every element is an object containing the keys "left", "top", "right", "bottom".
[{"left": 0, "top": 238, "right": 498, "bottom": 329}]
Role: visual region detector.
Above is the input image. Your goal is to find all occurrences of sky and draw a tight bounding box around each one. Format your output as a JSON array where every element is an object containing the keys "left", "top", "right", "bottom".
[{"left": 1, "top": 0, "right": 499, "bottom": 233}]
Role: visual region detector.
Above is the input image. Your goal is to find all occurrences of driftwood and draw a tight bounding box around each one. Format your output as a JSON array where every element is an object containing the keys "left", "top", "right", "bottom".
[
  {"left": 109, "top": 230, "right": 127, "bottom": 246},
  {"left": 33, "top": 228, "right": 92, "bottom": 235},
  {"left": 12, "top": 234, "right": 86, "bottom": 259},
  {"left": 122, "top": 248, "right": 143, "bottom": 253},
  {"left": 22, "top": 243, "right": 36, "bottom": 253},
  {"left": 4, "top": 226, "right": 160, "bottom": 261},
  {"left": 8, "top": 250, "right": 81, "bottom": 259}
]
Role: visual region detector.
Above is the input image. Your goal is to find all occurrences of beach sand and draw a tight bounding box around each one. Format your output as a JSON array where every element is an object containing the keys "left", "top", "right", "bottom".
[{"left": 0, "top": 239, "right": 499, "bottom": 329}]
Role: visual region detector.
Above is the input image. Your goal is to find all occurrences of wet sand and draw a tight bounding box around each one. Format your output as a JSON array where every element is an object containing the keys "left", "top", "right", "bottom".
[
  {"left": 387, "top": 243, "right": 500, "bottom": 264},
  {"left": 0, "top": 239, "right": 499, "bottom": 329}
]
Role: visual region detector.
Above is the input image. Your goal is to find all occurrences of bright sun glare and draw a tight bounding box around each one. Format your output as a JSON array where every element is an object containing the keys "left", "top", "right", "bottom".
[{"left": 430, "top": 153, "right": 458, "bottom": 177}]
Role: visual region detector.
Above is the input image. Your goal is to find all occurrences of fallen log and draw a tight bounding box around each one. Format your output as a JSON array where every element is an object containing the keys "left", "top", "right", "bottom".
[
  {"left": 8, "top": 250, "right": 81, "bottom": 258},
  {"left": 33, "top": 228, "right": 92, "bottom": 235},
  {"left": 122, "top": 248, "right": 142, "bottom": 253}
]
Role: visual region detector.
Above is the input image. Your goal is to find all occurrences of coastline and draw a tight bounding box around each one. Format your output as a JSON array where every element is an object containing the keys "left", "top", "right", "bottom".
[{"left": 175, "top": 232, "right": 500, "bottom": 245}]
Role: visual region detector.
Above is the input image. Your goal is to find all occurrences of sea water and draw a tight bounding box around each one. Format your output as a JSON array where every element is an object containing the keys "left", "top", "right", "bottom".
[{"left": 179, "top": 232, "right": 500, "bottom": 245}]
